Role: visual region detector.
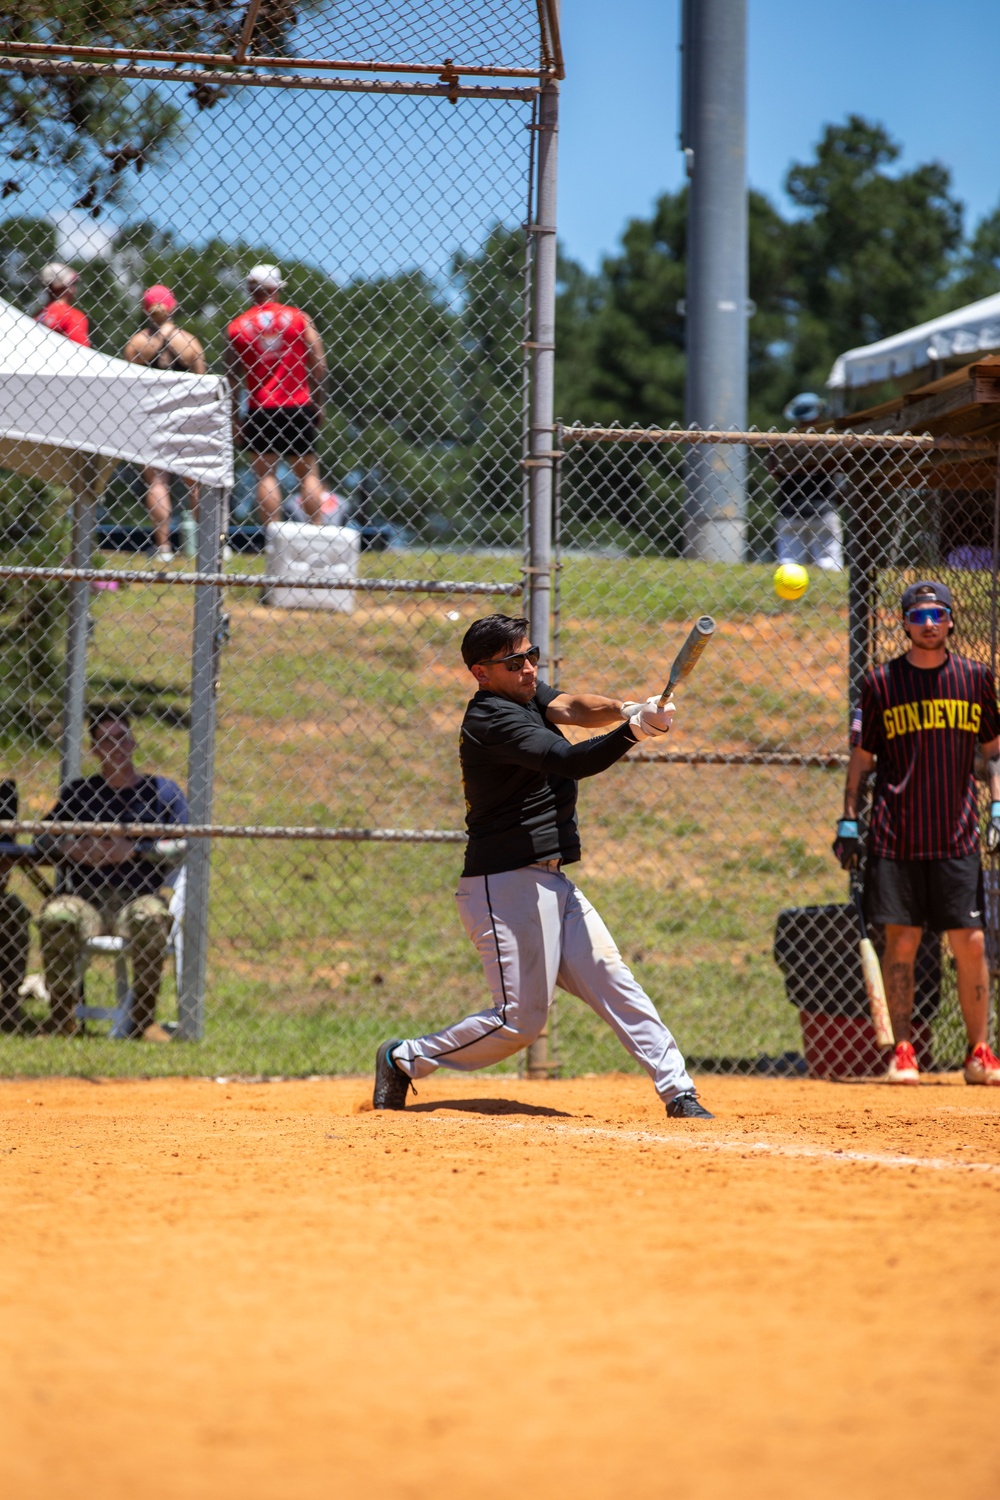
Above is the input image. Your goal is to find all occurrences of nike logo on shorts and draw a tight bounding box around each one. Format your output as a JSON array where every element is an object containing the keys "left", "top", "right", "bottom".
[{"left": 970, "top": 910, "right": 981, "bottom": 918}]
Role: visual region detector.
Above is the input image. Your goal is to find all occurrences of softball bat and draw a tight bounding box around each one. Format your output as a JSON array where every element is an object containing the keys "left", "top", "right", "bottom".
[
  {"left": 658, "top": 616, "right": 716, "bottom": 708},
  {"left": 854, "top": 886, "right": 894, "bottom": 1048}
]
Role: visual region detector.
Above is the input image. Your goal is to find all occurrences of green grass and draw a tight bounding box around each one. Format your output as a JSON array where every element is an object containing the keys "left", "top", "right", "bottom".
[
  {"left": 359, "top": 549, "right": 849, "bottom": 626},
  {"left": 0, "top": 549, "right": 974, "bottom": 1080},
  {"left": 560, "top": 556, "right": 848, "bottom": 625}
]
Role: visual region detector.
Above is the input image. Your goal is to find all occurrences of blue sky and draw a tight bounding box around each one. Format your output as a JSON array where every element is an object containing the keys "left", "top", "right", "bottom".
[
  {"left": 560, "top": 0, "right": 1000, "bottom": 270},
  {"left": 34, "top": 1, "right": 1000, "bottom": 287}
]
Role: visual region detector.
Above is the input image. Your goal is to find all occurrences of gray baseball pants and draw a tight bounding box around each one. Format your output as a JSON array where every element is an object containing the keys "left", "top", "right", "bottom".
[{"left": 392, "top": 861, "right": 695, "bottom": 1103}]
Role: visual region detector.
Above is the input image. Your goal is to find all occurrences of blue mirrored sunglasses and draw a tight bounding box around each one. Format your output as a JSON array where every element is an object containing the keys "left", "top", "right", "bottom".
[{"left": 905, "top": 606, "right": 950, "bottom": 626}]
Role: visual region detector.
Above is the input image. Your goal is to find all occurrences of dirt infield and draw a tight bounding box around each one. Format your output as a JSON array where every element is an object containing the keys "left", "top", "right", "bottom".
[{"left": 2, "top": 1073, "right": 999, "bottom": 1500}]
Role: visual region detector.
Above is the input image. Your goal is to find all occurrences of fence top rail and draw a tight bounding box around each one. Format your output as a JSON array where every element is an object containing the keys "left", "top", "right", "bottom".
[
  {"left": 0, "top": 39, "right": 549, "bottom": 80},
  {"left": 559, "top": 425, "right": 994, "bottom": 453},
  {"left": 0, "top": 564, "right": 519, "bottom": 597},
  {"left": 0, "top": 823, "right": 467, "bottom": 843},
  {"left": 0, "top": 54, "right": 537, "bottom": 100}
]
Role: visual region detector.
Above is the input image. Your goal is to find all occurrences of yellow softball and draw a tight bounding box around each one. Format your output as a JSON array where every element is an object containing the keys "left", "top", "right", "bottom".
[{"left": 774, "top": 563, "right": 809, "bottom": 601}]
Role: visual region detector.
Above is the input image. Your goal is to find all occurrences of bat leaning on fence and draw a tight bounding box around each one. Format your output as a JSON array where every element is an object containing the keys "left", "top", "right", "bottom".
[
  {"left": 658, "top": 616, "right": 716, "bottom": 708},
  {"left": 853, "top": 885, "right": 894, "bottom": 1048}
]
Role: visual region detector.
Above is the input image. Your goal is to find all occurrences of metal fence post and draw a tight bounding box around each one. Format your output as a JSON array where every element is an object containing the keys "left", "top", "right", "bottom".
[
  {"left": 681, "top": 0, "right": 749, "bottom": 561},
  {"left": 846, "top": 471, "right": 874, "bottom": 716},
  {"left": 551, "top": 422, "right": 564, "bottom": 692},
  {"left": 525, "top": 71, "right": 559, "bottom": 1080},
  {"left": 177, "top": 485, "right": 226, "bottom": 1040},
  {"left": 60, "top": 460, "right": 99, "bottom": 785},
  {"left": 527, "top": 76, "right": 559, "bottom": 678},
  {"left": 990, "top": 448, "right": 1000, "bottom": 1028},
  {"left": 844, "top": 463, "right": 875, "bottom": 903}
]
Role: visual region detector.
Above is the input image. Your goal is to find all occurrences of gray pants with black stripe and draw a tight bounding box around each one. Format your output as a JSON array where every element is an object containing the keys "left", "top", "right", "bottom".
[{"left": 392, "top": 862, "right": 695, "bottom": 1104}]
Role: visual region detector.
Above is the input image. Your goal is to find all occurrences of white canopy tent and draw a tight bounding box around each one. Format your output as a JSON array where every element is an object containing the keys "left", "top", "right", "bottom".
[
  {"left": 0, "top": 294, "right": 233, "bottom": 861},
  {"left": 0, "top": 296, "right": 234, "bottom": 1041},
  {"left": 0, "top": 294, "right": 233, "bottom": 489},
  {"left": 828, "top": 291, "right": 1000, "bottom": 393},
  {"left": 0, "top": 298, "right": 232, "bottom": 492}
]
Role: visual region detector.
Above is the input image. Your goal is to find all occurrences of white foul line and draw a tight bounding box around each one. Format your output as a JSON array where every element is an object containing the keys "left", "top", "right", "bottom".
[{"left": 490, "top": 1119, "right": 1000, "bottom": 1176}]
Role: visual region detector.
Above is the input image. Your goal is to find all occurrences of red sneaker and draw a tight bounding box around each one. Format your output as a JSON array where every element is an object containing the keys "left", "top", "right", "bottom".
[
  {"left": 963, "top": 1042, "right": 1000, "bottom": 1086},
  {"left": 886, "top": 1040, "right": 920, "bottom": 1085}
]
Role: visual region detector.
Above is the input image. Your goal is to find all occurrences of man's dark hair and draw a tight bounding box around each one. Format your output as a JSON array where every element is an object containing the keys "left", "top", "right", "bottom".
[
  {"left": 87, "top": 702, "right": 132, "bottom": 735},
  {"left": 461, "top": 614, "right": 530, "bottom": 668}
]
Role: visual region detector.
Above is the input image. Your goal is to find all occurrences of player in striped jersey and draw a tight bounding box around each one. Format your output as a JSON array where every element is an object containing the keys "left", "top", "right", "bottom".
[{"left": 835, "top": 581, "right": 1000, "bottom": 1085}]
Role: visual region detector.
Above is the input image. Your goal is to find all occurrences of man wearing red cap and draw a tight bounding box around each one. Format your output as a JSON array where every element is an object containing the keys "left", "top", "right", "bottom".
[
  {"left": 36, "top": 263, "right": 89, "bottom": 346},
  {"left": 225, "top": 264, "right": 328, "bottom": 525},
  {"left": 124, "top": 286, "right": 206, "bottom": 563}
]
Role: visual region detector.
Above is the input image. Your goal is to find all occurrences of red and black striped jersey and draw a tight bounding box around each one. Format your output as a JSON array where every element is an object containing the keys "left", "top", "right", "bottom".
[{"left": 857, "top": 653, "right": 1000, "bottom": 859}]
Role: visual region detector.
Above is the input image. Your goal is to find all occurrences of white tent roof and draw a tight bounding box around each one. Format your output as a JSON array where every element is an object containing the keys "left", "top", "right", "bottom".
[
  {"left": 0, "top": 295, "right": 233, "bottom": 488},
  {"left": 828, "top": 291, "right": 1000, "bottom": 391}
]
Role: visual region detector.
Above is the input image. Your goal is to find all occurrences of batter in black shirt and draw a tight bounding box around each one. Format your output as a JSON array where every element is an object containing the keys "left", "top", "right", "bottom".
[
  {"left": 460, "top": 680, "right": 637, "bottom": 876},
  {"left": 372, "top": 613, "right": 714, "bottom": 1119}
]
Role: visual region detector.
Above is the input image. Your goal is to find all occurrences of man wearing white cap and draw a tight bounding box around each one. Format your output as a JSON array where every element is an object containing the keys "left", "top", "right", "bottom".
[
  {"left": 36, "top": 263, "right": 89, "bottom": 347},
  {"left": 225, "top": 264, "right": 328, "bottom": 525},
  {"left": 124, "top": 285, "right": 206, "bottom": 563}
]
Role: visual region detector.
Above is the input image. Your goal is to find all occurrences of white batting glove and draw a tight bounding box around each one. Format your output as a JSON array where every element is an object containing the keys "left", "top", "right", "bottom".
[
  {"left": 620, "top": 694, "right": 672, "bottom": 719},
  {"left": 628, "top": 695, "right": 675, "bottom": 740}
]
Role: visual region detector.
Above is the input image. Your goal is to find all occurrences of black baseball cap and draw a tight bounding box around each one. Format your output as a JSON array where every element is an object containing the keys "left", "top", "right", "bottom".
[{"left": 901, "top": 580, "right": 953, "bottom": 615}]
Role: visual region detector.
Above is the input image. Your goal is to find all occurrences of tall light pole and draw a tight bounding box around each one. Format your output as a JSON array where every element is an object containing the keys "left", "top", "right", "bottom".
[{"left": 680, "top": 0, "right": 748, "bottom": 562}]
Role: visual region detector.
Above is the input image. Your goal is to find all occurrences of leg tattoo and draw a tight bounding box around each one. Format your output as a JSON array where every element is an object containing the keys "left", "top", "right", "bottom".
[{"left": 885, "top": 961, "right": 914, "bottom": 1043}]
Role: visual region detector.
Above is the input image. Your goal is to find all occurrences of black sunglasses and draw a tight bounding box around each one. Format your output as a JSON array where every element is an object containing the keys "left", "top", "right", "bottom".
[{"left": 480, "top": 645, "right": 541, "bottom": 672}]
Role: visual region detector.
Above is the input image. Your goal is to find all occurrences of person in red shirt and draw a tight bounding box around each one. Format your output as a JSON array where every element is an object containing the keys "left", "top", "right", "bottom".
[
  {"left": 224, "top": 264, "right": 328, "bottom": 525},
  {"left": 36, "top": 262, "right": 89, "bottom": 347},
  {"left": 835, "top": 581, "right": 1000, "bottom": 1086}
]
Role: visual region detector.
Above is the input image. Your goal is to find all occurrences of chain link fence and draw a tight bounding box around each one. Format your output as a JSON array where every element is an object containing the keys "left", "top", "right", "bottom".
[
  {"left": 549, "top": 425, "right": 1000, "bottom": 1079},
  {"left": 3, "top": 404, "right": 996, "bottom": 1078},
  {"left": 0, "top": 11, "right": 996, "bottom": 1083},
  {"left": 0, "top": 3, "right": 560, "bottom": 1075}
]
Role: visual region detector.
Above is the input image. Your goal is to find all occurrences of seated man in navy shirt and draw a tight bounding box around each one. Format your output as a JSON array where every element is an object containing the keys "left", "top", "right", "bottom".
[{"left": 36, "top": 704, "right": 187, "bottom": 1038}]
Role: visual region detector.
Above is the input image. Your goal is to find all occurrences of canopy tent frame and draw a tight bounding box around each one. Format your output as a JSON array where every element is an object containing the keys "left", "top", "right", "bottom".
[{"left": 0, "top": 296, "right": 233, "bottom": 1038}]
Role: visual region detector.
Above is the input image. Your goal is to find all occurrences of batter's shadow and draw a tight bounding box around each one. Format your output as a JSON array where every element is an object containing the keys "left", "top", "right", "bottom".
[{"left": 406, "top": 1097, "right": 572, "bottom": 1118}]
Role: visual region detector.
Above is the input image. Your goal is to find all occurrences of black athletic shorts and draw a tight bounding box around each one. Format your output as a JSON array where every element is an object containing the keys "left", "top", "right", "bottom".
[
  {"left": 867, "top": 854, "right": 984, "bottom": 932},
  {"left": 242, "top": 403, "right": 318, "bottom": 458}
]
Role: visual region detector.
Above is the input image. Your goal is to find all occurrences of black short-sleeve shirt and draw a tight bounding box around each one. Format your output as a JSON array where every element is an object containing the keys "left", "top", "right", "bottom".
[
  {"left": 460, "top": 682, "right": 637, "bottom": 877},
  {"left": 857, "top": 653, "right": 1000, "bottom": 859},
  {"left": 48, "top": 773, "right": 188, "bottom": 902}
]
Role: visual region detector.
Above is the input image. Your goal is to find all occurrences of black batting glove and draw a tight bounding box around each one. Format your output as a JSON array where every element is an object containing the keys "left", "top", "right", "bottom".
[
  {"left": 833, "top": 818, "right": 860, "bottom": 870},
  {"left": 986, "top": 801, "right": 1000, "bottom": 854}
]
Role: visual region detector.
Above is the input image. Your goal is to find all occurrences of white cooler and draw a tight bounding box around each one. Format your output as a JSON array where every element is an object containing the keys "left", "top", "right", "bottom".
[{"left": 263, "top": 522, "right": 360, "bottom": 612}]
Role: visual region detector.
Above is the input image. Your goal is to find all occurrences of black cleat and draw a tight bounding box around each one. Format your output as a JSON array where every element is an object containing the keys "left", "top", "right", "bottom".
[
  {"left": 373, "top": 1039, "right": 412, "bottom": 1110},
  {"left": 666, "top": 1091, "right": 714, "bottom": 1119}
]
